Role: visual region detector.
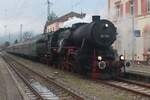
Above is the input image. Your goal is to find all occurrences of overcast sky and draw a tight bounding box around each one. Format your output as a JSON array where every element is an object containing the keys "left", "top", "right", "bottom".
[{"left": 0, "top": 0, "right": 107, "bottom": 37}]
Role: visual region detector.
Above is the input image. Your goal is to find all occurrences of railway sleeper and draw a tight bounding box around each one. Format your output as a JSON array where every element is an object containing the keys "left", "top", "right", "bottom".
[
  {"left": 59, "top": 96, "right": 74, "bottom": 100},
  {"left": 55, "top": 91, "right": 70, "bottom": 96}
]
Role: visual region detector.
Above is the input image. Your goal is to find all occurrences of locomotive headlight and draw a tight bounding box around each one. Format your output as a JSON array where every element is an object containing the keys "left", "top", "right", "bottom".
[
  {"left": 120, "top": 55, "right": 125, "bottom": 60},
  {"left": 105, "top": 24, "right": 109, "bottom": 28},
  {"left": 98, "top": 56, "right": 102, "bottom": 61}
]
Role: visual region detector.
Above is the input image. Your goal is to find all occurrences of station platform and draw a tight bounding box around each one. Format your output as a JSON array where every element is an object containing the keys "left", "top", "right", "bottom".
[
  {"left": 126, "top": 64, "right": 150, "bottom": 77},
  {"left": 0, "top": 55, "right": 23, "bottom": 100}
]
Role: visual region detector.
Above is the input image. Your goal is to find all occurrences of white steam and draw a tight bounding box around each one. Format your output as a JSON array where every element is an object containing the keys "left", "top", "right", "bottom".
[
  {"left": 115, "top": 17, "right": 133, "bottom": 60},
  {"left": 62, "top": 12, "right": 107, "bottom": 28}
]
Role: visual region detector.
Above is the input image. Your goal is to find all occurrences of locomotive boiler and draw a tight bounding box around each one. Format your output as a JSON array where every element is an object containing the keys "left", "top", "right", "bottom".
[{"left": 6, "top": 16, "right": 128, "bottom": 79}]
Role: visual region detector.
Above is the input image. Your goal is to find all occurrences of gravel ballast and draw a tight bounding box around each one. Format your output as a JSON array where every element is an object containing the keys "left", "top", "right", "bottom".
[{"left": 7, "top": 53, "right": 150, "bottom": 100}]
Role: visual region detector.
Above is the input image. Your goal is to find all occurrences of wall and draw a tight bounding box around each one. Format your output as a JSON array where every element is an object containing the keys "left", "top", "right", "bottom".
[{"left": 108, "top": 0, "right": 150, "bottom": 61}]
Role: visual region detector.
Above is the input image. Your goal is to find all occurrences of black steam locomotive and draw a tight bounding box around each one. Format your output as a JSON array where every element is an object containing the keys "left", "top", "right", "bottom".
[{"left": 7, "top": 16, "right": 128, "bottom": 79}]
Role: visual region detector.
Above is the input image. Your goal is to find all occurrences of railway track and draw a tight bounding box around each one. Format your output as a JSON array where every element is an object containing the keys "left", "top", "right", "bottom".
[
  {"left": 99, "top": 78, "right": 150, "bottom": 97},
  {"left": 4, "top": 53, "right": 150, "bottom": 99},
  {"left": 124, "top": 71, "right": 150, "bottom": 83},
  {"left": 5, "top": 59, "right": 45, "bottom": 100},
  {"left": 2, "top": 54, "right": 84, "bottom": 100}
]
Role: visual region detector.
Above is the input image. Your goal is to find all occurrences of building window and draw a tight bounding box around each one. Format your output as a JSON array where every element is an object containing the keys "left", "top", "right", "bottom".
[
  {"left": 134, "top": 30, "right": 141, "bottom": 37},
  {"left": 115, "top": 5, "right": 121, "bottom": 17},
  {"left": 115, "top": 1, "right": 123, "bottom": 17},
  {"left": 130, "top": 0, "right": 134, "bottom": 15},
  {"left": 148, "top": 0, "right": 150, "bottom": 13},
  {"left": 125, "top": 1, "right": 133, "bottom": 16}
]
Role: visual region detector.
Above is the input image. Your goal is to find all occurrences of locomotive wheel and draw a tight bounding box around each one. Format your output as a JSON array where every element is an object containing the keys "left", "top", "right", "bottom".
[
  {"left": 72, "top": 61, "right": 82, "bottom": 74},
  {"left": 68, "top": 56, "right": 81, "bottom": 73},
  {"left": 62, "top": 61, "right": 73, "bottom": 72},
  {"left": 40, "top": 57, "right": 46, "bottom": 63},
  {"left": 67, "top": 62, "right": 73, "bottom": 72},
  {"left": 62, "top": 61, "right": 67, "bottom": 70},
  {"left": 59, "top": 57, "right": 65, "bottom": 70},
  {"left": 58, "top": 56, "right": 75, "bottom": 72}
]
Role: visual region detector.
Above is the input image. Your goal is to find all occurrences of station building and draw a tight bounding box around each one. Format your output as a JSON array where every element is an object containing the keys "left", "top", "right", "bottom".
[
  {"left": 44, "top": 12, "right": 85, "bottom": 33},
  {"left": 108, "top": 0, "right": 150, "bottom": 62}
]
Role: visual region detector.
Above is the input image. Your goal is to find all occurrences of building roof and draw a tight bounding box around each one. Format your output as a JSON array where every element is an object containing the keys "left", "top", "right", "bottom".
[
  {"left": 47, "top": 11, "right": 85, "bottom": 25},
  {"left": 43, "top": 11, "right": 85, "bottom": 33}
]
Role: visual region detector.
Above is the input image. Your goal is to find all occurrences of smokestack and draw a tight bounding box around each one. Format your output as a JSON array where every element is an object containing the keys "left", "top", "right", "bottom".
[{"left": 92, "top": 16, "right": 100, "bottom": 22}]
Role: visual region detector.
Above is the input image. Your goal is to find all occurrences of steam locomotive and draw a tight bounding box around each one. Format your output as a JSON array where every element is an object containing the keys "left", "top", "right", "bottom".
[{"left": 6, "top": 16, "right": 129, "bottom": 79}]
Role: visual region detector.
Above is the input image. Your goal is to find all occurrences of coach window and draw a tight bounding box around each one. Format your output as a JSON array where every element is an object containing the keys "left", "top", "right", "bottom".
[{"left": 148, "top": 0, "right": 150, "bottom": 13}]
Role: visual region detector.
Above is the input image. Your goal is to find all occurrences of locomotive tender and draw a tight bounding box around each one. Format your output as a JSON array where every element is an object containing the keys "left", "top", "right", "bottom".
[{"left": 7, "top": 16, "right": 128, "bottom": 79}]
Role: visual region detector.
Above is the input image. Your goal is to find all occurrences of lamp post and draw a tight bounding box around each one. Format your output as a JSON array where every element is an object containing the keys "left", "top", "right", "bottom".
[
  {"left": 130, "top": 0, "right": 135, "bottom": 63},
  {"left": 20, "top": 24, "right": 23, "bottom": 42}
]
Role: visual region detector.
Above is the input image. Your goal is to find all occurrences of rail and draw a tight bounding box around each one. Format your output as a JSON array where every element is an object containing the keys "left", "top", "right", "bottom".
[
  {"left": 2, "top": 54, "right": 84, "bottom": 100},
  {"left": 3, "top": 56, "right": 44, "bottom": 100},
  {"left": 98, "top": 78, "right": 150, "bottom": 97}
]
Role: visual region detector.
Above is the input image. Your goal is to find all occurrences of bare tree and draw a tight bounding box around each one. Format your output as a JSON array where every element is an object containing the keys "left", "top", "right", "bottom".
[
  {"left": 48, "top": 11, "right": 57, "bottom": 21},
  {"left": 23, "top": 31, "right": 33, "bottom": 41},
  {"left": 4, "top": 41, "right": 10, "bottom": 47},
  {"left": 14, "top": 39, "right": 18, "bottom": 44}
]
